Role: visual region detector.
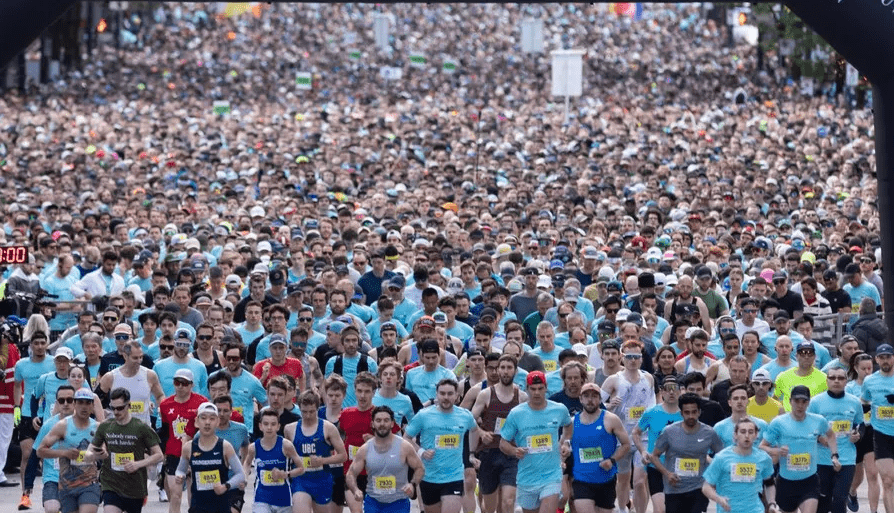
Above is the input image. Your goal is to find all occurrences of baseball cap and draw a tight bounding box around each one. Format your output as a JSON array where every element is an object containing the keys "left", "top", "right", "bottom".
[
  {"left": 526, "top": 371, "right": 546, "bottom": 386},
  {"left": 580, "top": 382, "right": 600, "bottom": 394},
  {"left": 662, "top": 375, "right": 678, "bottom": 386},
  {"left": 417, "top": 316, "right": 436, "bottom": 329},
  {"left": 387, "top": 275, "right": 406, "bottom": 289},
  {"left": 257, "top": 241, "right": 272, "bottom": 253},
  {"left": 563, "top": 288, "right": 579, "bottom": 302},
  {"left": 269, "top": 334, "right": 287, "bottom": 347},
  {"left": 55, "top": 347, "right": 74, "bottom": 360},
  {"left": 790, "top": 385, "right": 811, "bottom": 400},
  {"left": 796, "top": 341, "right": 816, "bottom": 353},
  {"left": 175, "top": 329, "right": 192, "bottom": 344},
  {"left": 195, "top": 296, "right": 212, "bottom": 306},
  {"left": 287, "top": 283, "right": 302, "bottom": 296},
  {"left": 74, "top": 389, "right": 95, "bottom": 401},
  {"left": 773, "top": 310, "right": 790, "bottom": 321},
  {"left": 380, "top": 321, "right": 397, "bottom": 333},
  {"left": 467, "top": 348, "right": 486, "bottom": 359},
  {"left": 113, "top": 323, "right": 133, "bottom": 336},
  {"left": 197, "top": 402, "right": 219, "bottom": 416},
  {"left": 876, "top": 343, "right": 894, "bottom": 356},
  {"left": 327, "top": 321, "right": 347, "bottom": 334},
  {"left": 752, "top": 368, "right": 772, "bottom": 383},
  {"left": 174, "top": 369, "right": 195, "bottom": 382},
  {"left": 432, "top": 312, "right": 448, "bottom": 325},
  {"left": 269, "top": 269, "right": 285, "bottom": 285},
  {"left": 251, "top": 263, "right": 269, "bottom": 275},
  {"left": 772, "top": 271, "right": 787, "bottom": 282},
  {"left": 597, "top": 320, "right": 616, "bottom": 333},
  {"left": 582, "top": 246, "right": 599, "bottom": 259},
  {"left": 445, "top": 277, "right": 463, "bottom": 293},
  {"left": 226, "top": 274, "right": 242, "bottom": 287},
  {"left": 479, "top": 307, "right": 497, "bottom": 321}
]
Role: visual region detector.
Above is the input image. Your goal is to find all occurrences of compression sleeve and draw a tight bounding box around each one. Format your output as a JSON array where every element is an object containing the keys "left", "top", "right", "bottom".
[{"left": 226, "top": 453, "right": 246, "bottom": 487}]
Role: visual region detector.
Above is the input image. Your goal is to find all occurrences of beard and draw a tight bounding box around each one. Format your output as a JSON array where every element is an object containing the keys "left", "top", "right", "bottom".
[
  {"left": 375, "top": 427, "right": 391, "bottom": 438},
  {"left": 500, "top": 375, "right": 514, "bottom": 386},
  {"left": 583, "top": 403, "right": 598, "bottom": 414}
]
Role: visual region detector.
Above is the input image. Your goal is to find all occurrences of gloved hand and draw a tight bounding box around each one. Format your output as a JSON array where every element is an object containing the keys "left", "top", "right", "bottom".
[
  {"left": 13, "top": 406, "right": 20, "bottom": 427},
  {"left": 885, "top": 393, "right": 894, "bottom": 404}
]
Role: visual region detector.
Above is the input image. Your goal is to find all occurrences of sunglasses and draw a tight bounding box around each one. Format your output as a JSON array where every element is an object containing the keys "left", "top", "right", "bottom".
[
  {"left": 159, "top": 345, "right": 175, "bottom": 351},
  {"left": 623, "top": 354, "right": 642, "bottom": 360},
  {"left": 110, "top": 403, "right": 130, "bottom": 412},
  {"left": 797, "top": 350, "right": 816, "bottom": 356},
  {"left": 663, "top": 384, "right": 679, "bottom": 391},
  {"left": 114, "top": 334, "right": 131, "bottom": 341},
  {"left": 559, "top": 313, "right": 569, "bottom": 318},
  {"left": 827, "top": 376, "right": 846, "bottom": 381},
  {"left": 742, "top": 309, "right": 758, "bottom": 314},
  {"left": 606, "top": 308, "right": 620, "bottom": 314},
  {"left": 104, "top": 317, "right": 118, "bottom": 322},
  {"left": 197, "top": 335, "right": 213, "bottom": 341},
  {"left": 56, "top": 397, "right": 75, "bottom": 404},
  {"left": 174, "top": 379, "right": 192, "bottom": 386},
  {"left": 298, "top": 317, "right": 313, "bottom": 323}
]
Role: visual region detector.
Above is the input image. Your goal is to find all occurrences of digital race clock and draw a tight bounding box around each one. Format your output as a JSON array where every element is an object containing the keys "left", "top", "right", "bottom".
[{"left": 0, "top": 246, "right": 29, "bottom": 264}]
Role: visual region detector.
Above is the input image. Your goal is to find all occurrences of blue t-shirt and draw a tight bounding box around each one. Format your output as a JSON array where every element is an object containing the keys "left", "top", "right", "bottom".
[
  {"left": 40, "top": 272, "right": 79, "bottom": 331},
  {"left": 763, "top": 412, "right": 830, "bottom": 480},
  {"left": 236, "top": 325, "right": 266, "bottom": 348},
  {"left": 757, "top": 359, "right": 797, "bottom": 381},
  {"left": 325, "top": 354, "right": 379, "bottom": 408},
  {"left": 713, "top": 416, "right": 768, "bottom": 448},
  {"left": 637, "top": 404, "right": 682, "bottom": 466},
  {"left": 545, "top": 370, "right": 565, "bottom": 397},
  {"left": 14, "top": 357, "right": 55, "bottom": 417},
  {"left": 703, "top": 446, "right": 774, "bottom": 513},
  {"left": 531, "top": 346, "right": 563, "bottom": 373},
  {"left": 154, "top": 357, "right": 209, "bottom": 397},
  {"left": 405, "top": 366, "right": 456, "bottom": 404},
  {"left": 759, "top": 331, "right": 805, "bottom": 358},
  {"left": 501, "top": 401, "right": 572, "bottom": 488},
  {"left": 34, "top": 413, "right": 63, "bottom": 483},
  {"left": 861, "top": 372, "right": 894, "bottom": 436},
  {"left": 843, "top": 282, "right": 881, "bottom": 314},
  {"left": 367, "top": 318, "right": 409, "bottom": 348},
  {"left": 404, "top": 405, "right": 476, "bottom": 483},
  {"left": 807, "top": 392, "right": 863, "bottom": 465},
  {"left": 373, "top": 390, "right": 415, "bottom": 425},
  {"left": 211, "top": 370, "right": 267, "bottom": 430}
]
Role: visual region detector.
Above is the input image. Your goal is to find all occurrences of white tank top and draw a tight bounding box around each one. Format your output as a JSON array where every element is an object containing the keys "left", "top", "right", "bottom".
[
  {"left": 613, "top": 370, "right": 656, "bottom": 431},
  {"left": 111, "top": 366, "right": 152, "bottom": 425}
]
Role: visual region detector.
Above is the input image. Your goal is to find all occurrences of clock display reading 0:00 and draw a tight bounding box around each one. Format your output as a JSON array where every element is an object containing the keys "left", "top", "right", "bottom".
[{"left": 0, "top": 246, "right": 29, "bottom": 264}]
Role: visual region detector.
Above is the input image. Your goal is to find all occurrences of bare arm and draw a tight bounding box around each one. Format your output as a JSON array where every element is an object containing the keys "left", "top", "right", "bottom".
[
  {"left": 148, "top": 370, "right": 166, "bottom": 404},
  {"left": 345, "top": 444, "right": 368, "bottom": 500},
  {"left": 459, "top": 383, "right": 481, "bottom": 410}
]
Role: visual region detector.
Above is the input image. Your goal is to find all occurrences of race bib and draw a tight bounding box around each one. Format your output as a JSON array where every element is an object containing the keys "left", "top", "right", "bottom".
[
  {"left": 787, "top": 453, "right": 810, "bottom": 472},
  {"left": 348, "top": 445, "right": 360, "bottom": 459},
  {"left": 234, "top": 406, "right": 244, "bottom": 417},
  {"left": 129, "top": 401, "right": 145, "bottom": 414},
  {"left": 832, "top": 420, "right": 852, "bottom": 434},
  {"left": 196, "top": 470, "right": 220, "bottom": 491},
  {"left": 865, "top": 411, "right": 872, "bottom": 423},
  {"left": 74, "top": 450, "right": 87, "bottom": 465},
  {"left": 731, "top": 463, "right": 757, "bottom": 483},
  {"left": 173, "top": 419, "right": 187, "bottom": 437},
  {"left": 301, "top": 456, "right": 321, "bottom": 471},
  {"left": 435, "top": 434, "right": 460, "bottom": 449},
  {"left": 877, "top": 406, "right": 894, "bottom": 420},
  {"left": 527, "top": 433, "right": 553, "bottom": 454},
  {"left": 494, "top": 417, "right": 506, "bottom": 435},
  {"left": 543, "top": 360, "right": 557, "bottom": 372},
  {"left": 374, "top": 475, "right": 396, "bottom": 492},
  {"left": 111, "top": 452, "right": 134, "bottom": 472},
  {"left": 675, "top": 458, "right": 700, "bottom": 477},
  {"left": 579, "top": 447, "right": 603, "bottom": 463},
  {"left": 627, "top": 406, "right": 645, "bottom": 421},
  {"left": 260, "top": 470, "right": 285, "bottom": 486}
]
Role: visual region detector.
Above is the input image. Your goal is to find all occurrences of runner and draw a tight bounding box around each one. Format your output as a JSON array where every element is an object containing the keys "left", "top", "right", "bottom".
[
  {"left": 747, "top": 369, "right": 786, "bottom": 424},
  {"left": 346, "top": 406, "right": 426, "bottom": 513},
  {"left": 404, "top": 378, "right": 478, "bottom": 513},
  {"left": 563, "top": 382, "right": 631, "bottom": 513},
  {"left": 860, "top": 343, "right": 894, "bottom": 513},
  {"left": 339, "top": 371, "right": 379, "bottom": 513},
  {"left": 36, "top": 389, "right": 101, "bottom": 513},
  {"left": 713, "top": 384, "right": 769, "bottom": 448},
  {"left": 633, "top": 375, "right": 683, "bottom": 513},
  {"left": 846, "top": 351, "right": 880, "bottom": 513},
  {"left": 499, "top": 371, "right": 572, "bottom": 513},
  {"left": 373, "top": 360, "right": 416, "bottom": 427},
  {"left": 89, "top": 387, "right": 165, "bottom": 513},
  {"left": 212, "top": 395, "right": 251, "bottom": 513},
  {"left": 702, "top": 417, "right": 779, "bottom": 513},
  {"left": 243, "top": 408, "right": 305, "bottom": 513},
  {"left": 96, "top": 340, "right": 165, "bottom": 426},
  {"left": 31, "top": 384, "right": 75, "bottom": 513},
  {"left": 174, "top": 402, "right": 247, "bottom": 513},
  {"left": 159, "top": 369, "right": 207, "bottom": 513},
  {"left": 284, "top": 390, "right": 347, "bottom": 513},
  {"left": 807, "top": 367, "right": 863, "bottom": 513},
  {"left": 470, "top": 354, "right": 528, "bottom": 513},
  {"left": 760, "top": 385, "right": 840, "bottom": 513},
  {"left": 649, "top": 392, "right": 724, "bottom": 513}
]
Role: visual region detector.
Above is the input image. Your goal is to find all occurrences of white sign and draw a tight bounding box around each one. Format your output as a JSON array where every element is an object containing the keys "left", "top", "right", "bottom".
[
  {"left": 373, "top": 14, "right": 389, "bottom": 51},
  {"left": 551, "top": 49, "right": 585, "bottom": 97},
  {"left": 295, "top": 72, "right": 312, "bottom": 90},
  {"left": 409, "top": 51, "right": 427, "bottom": 68},
  {"left": 521, "top": 18, "right": 544, "bottom": 53},
  {"left": 846, "top": 64, "right": 860, "bottom": 87},
  {"left": 380, "top": 67, "right": 403, "bottom": 81}
]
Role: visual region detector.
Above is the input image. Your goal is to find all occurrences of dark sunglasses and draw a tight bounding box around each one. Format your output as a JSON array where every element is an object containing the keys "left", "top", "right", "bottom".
[
  {"left": 298, "top": 317, "right": 313, "bottom": 322},
  {"left": 159, "top": 344, "right": 175, "bottom": 351},
  {"left": 104, "top": 317, "right": 118, "bottom": 322},
  {"left": 110, "top": 403, "right": 130, "bottom": 412},
  {"left": 197, "top": 335, "right": 213, "bottom": 341},
  {"left": 114, "top": 334, "right": 130, "bottom": 341},
  {"left": 225, "top": 356, "right": 242, "bottom": 362},
  {"left": 174, "top": 379, "right": 192, "bottom": 386},
  {"left": 56, "top": 397, "right": 75, "bottom": 404}
]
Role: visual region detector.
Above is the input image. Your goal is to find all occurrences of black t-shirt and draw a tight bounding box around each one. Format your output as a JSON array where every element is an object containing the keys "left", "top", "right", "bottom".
[
  {"left": 822, "top": 288, "right": 851, "bottom": 313},
  {"left": 772, "top": 290, "right": 804, "bottom": 318},
  {"left": 709, "top": 379, "right": 736, "bottom": 417},
  {"left": 549, "top": 390, "right": 583, "bottom": 417},
  {"left": 98, "top": 352, "right": 154, "bottom": 378},
  {"left": 698, "top": 399, "right": 726, "bottom": 427}
]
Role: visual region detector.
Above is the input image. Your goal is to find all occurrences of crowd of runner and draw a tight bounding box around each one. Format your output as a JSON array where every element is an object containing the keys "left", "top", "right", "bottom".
[{"left": 0, "top": 3, "right": 890, "bottom": 513}]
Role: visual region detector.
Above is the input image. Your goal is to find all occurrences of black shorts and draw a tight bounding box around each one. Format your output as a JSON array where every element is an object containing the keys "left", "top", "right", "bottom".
[
  {"left": 857, "top": 424, "right": 875, "bottom": 463},
  {"left": 572, "top": 476, "right": 617, "bottom": 510},
  {"left": 874, "top": 429, "right": 894, "bottom": 461},
  {"left": 477, "top": 448, "right": 518, "bottom": 495},
  {"left": 164, "top": 455, "right": 181, "bottom": 476},
  {"left": 462, "top": 432, "right": 472, "bottom": 469},
  {"left": 647, "top": 466, "right": 664, "bottom": 495},
  {"left": 776, "top": 474, "right": 820, "bottom": 513},
  {"left": 228, "top": 488, "right": 245, "bottom": 511},
  {"left": 102, "top": 491, "right": 144, "bottom": 513},
  {"left": 664, "top": 488, "right": 709, "bottom": 513},
  {"left": 331, "top": 472, "right": 346, "bottom": 506},
  {"left": 18, "top": 416, "right": 39, "bottom": 441},
  {"left": 563, "top": 453, "right": 574, "bottom": 476},
  {"left": 419, "top": 480, "right": 463, "bottom": 506}
]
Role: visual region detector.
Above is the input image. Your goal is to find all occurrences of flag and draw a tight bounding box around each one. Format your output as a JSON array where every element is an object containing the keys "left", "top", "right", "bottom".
[
  {"left": 610, "top": 3, "right": 643, "bottom": 20},
  {"left": 224, "top": 3, "right": 251, "bottom": 17}
]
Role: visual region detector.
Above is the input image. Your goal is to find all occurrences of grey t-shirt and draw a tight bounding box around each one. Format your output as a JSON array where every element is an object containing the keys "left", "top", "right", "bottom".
[{"left": 654, "top": 421, "right": 724, "bottom": 494}]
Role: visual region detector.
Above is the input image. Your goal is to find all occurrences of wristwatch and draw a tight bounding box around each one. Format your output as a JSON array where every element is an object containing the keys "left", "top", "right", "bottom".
[
  {"left": 608, "top": 457, "right": 617, "bottom": 465},
  {"left": 831, "top": 453, "right": 840, "bottom": 459},
  {"left": 224, "top": 483, "right": 231, "bottom": 491}
]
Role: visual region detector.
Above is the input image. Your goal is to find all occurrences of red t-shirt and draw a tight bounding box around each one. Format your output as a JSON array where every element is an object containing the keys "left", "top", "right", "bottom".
[
  {"left": 0, "top": 344, "right": 20, "bottom": 414},
  {"left": 160, "top": 392, "right": 207, "bottom": 456},
  {"left": 253, "top": 357, "right": 303, "bottom": 388}
]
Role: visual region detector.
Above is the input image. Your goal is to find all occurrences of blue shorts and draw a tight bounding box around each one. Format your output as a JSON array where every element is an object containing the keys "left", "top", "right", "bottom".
[
  {"left": 290, "top": 471, "right": 333, "bottom": 505},
  {"left": 516, "top": 481, "right": 562, "bottom": 510},
  {"left": 60, "top": 482, "right": 101, "bottom": 513},
  {"left": 363, "top": 495, "right": 411, "bottom": 513},
  {"left": 42, "top": 481, "right": 59, "bottom": 504}
]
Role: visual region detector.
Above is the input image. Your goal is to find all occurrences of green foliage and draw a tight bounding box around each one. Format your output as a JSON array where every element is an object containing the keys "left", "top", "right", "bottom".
[{"left": 749, "top": 3, "right": 834, "bottom": 81}]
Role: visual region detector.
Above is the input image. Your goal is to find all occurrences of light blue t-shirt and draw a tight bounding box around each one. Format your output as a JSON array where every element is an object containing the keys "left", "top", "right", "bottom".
[
  {"left": 325, "top": 354, "right": 379, "bottom": 408},
  {"left": 34, "top": 413, "right": 63, "bottom": 483},
  {"left": 703, "top": 447, "right": 774, "bottom": 513},
  {"left": 531, "top": 346, "right": 563, "bottom": 373},
  {"left": 153, "top": 357, "right": 209, "bottom": 397},
  {"left": 14, "top": 357, "right": 55, "bottom": 417},
  {"left": 210, "top": 369, "right": 267, "bottom": 430},
  {"left": 843, "top": 282, "right": 881, "bottom": 314},
  {"left": 713, "top": 416, "right": 768, "bottom": 448},
  {"left": 545, "top": 370, "right": 564, "bottom": 397},
  {"left": 40, "top": 272, "right": 79, "bottom": 331},
  {"left": 236, "top": 324, "right": 266, "bottom": 348},
  {"left": 759, "top": 331, "right": 805, "bottom": 358},
  {"left": 501, "top": 401, "right": 572, "bottom": 488},
  {"left": 637, "top": 404, "right": 683, "bottom": 467},
  {"left": 757, "top": 359, "right": 797, "bottom": 381},
  {"left": 367, "top": 318, "right": 409, "bottom": 348},
  {"left": 373, "top": 390, "right": 415, "bottom": 425},
  {"left": 404, "top": 405, "right": 476, "bottom": 483},
  {"left": 807, "top": 391, "right": 863, "bottom": 465},
  {"left": 405, "top": 365, "right": 456, "bottom": 404},
  {"left": 446, "top": 322, "right": 474, "bottom": 345},
  {"left": 763, "top": 412, "right": 830, "bottom": 480},
  {"left": 861, "top": 372, "right": 894, "bottom": 436}
]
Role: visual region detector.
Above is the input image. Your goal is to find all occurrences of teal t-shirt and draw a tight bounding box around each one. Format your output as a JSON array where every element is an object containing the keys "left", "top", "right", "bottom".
[
  {"left": 531, "top": 346, "right": 563, "bottom": 373},
  {"left": 405, "top": 365, "right": 456, "bottom": 404},
  {"left": 373, "top": 390, "right": 415, "bottom": 425},
  {"left": 763, "top": 412, "right": 830, "bottom": 480},
  {"left": 637, "top": 404, "right": 682, "bottom": 467},
  {"left": 404, "top": 406, "right": 476, "bottom": 483},
  {"left": 861, "top": 372, "right": 894, "bottom": 436},
  {"left": 703, "top": 446, "right": 774, "bottom": 513},
  {"left": 807, "top": 392, "right": 863, "bottom": 465},
  {"left": 500, "top": 401, "right": 572, "bottom": 488},
  {"left": 713, "top": 416, "right": 768, "bottom": 448}
]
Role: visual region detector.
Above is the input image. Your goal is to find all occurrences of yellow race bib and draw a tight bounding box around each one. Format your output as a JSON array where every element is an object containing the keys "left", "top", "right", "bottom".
[
  {"left": 578, "top": 447, "right": 603, "bottom": 463},
  {"left": 832, "top": 420, "right": 852, "bottom": 434},
  {"left": 374, "top": 475, "right": 397, "bottom": 492},
  {"left": 435, "top": 434, "right": 460, "bottom": 449},
  {"left": 627, "top": 406, "right": 645, "bottom": 421},
  {"left": 234, "top": 406, "right": 244, "bottom": 417},
  {"left": 348, "top": 445, "right": 360, "bottom": 459},
  {"left": 111, "top": 452, "right": 134, "bottom": 472},
  {"left": 675, "top": 458, "right": 700, "bottom": 477},
  {"left": 129, "top": 401, "right": 145, "bottom": 414},
  {"left": 877, "top": 406, "right": 894, "bottom": 420},
  {"left": 494, "top": 417, "right": 506, "bottom": 435},
  {"left": 196, "top": 470, "right": 220, "bottom": 491},
  {"left": 73, "top": 450, "right": 89, "bottom": 466},
  {"left": 301, "top": 456, "right": 321, "bottom": 471},
  {"left": 173, "top": 419, "right": 187, "bottom": 437},
  {"left": 260, "top": 470, "right": 285, "bottom": 486},
  {"left": 787, "top": 453, "right": 810, "bottom": 471},
  {"left": 731, "top": 463, "right": 757, "bottom": 482},
  {"left": 527, "top": 433, "right": 553, "bottom": 454},
  {"left": 543, "top": 360, "right": 558, "bottom": 372}
]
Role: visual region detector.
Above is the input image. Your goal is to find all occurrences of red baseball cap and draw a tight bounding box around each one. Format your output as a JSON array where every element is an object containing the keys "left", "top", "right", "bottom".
[{"left": 526, "top": 371, "right": 546, "bottom": 386}]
